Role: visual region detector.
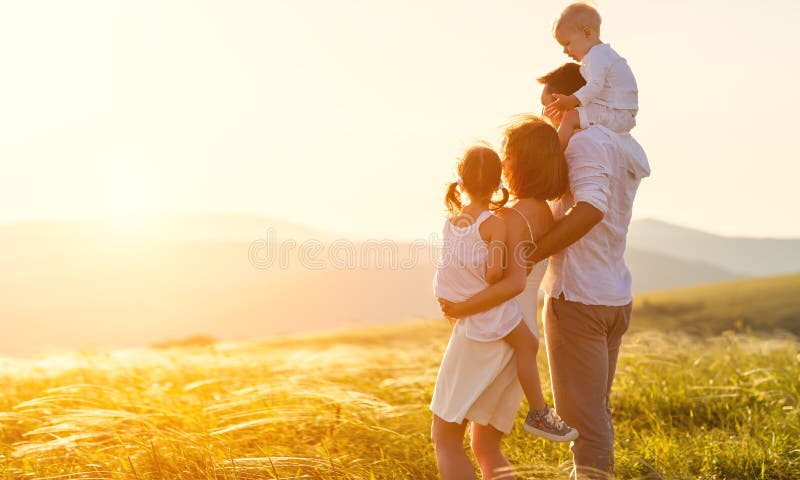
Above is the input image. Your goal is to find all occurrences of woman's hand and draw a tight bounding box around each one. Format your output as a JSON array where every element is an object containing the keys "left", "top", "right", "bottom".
[{"left": 437, "top": 298, "right": 465, "bottom": 321}]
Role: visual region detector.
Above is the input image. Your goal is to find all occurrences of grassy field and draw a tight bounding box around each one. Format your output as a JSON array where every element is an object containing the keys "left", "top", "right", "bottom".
[{"left": 0, "top": 275, "right": 799, "bottom": 479}]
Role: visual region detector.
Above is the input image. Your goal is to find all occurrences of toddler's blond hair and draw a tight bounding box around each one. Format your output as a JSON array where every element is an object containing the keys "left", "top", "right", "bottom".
[{"left": 553, "top": 2, "right": 601, "bottom": 34}]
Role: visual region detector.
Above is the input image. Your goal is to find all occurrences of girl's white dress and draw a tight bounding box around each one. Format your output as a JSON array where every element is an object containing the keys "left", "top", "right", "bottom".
[
  {"left": 432, "top": 210, "right": 523, "bottom": 342},
  {"left": 430, "top": 207, "right": 546, "bottom": 434}
]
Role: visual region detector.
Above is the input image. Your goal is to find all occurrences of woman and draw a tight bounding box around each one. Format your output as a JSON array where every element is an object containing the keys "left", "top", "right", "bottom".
[{"left": 431, "top": 115, "right": 569, "bottom": 480}]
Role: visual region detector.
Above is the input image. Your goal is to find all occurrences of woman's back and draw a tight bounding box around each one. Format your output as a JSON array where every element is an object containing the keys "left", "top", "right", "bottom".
[{"left": 499, "top": 198, "right": 554, "bottom": 337}]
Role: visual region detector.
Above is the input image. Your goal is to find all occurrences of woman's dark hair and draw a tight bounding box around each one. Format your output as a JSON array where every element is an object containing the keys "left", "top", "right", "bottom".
[
  {"left": 502, "top": 115, "right": 568, "bottom": 201},
  {"left": 445, "top": 145, "right": 509, "bottom": 216}
]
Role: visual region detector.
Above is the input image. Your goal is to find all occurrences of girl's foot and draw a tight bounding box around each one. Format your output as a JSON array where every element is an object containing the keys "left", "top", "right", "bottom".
[{"left": 523, "top": 406, "right": 578, "bottom": 442}]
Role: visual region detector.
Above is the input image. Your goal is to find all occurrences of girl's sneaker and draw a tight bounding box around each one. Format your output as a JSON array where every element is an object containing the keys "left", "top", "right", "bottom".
[{"left": 523, "top": 406, "right": 578, "bottom": 442}]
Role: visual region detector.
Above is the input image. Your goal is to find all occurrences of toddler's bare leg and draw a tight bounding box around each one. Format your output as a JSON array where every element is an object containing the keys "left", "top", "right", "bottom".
[
  {"left": 504, "top": 321, "right": 547, "bottom": 410},
  {"left": 557, "top": 109, "right": 581, "bottom": 150}
]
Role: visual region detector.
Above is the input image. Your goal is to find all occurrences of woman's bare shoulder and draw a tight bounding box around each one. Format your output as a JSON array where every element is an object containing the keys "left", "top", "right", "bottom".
[
  {"left": 495, "top": 207, "right": 522, "bottom": 230},
  {"left": 499, "top": 200, "right": 554, "bottom": 240},
  {"left": 529, "top": 202, "right": 555, "bottom": 240},
  {"left": 494, "top": 206, "right": 520, "bottom": 225}
]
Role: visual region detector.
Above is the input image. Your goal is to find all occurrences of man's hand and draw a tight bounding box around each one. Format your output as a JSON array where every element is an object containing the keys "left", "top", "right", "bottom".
[
  {"left": 544, "top": 105, "right": 563, "bottom": 124},
  {"left": 547, "top": 94, "right": 580, "bottom": 113}
]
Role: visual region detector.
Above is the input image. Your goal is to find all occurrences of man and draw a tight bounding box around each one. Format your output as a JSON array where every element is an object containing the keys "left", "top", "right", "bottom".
[{"left": 535, "top": 62, "right": 649, "bottom": 479}]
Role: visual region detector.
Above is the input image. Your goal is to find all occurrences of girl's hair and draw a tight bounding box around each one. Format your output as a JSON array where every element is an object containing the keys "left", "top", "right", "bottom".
[
  {"left": 445, "top": 144, "right": 509, "bottom": 216},
  {"left": 502, "top": 115, "right": 568, "bottom": 201}
]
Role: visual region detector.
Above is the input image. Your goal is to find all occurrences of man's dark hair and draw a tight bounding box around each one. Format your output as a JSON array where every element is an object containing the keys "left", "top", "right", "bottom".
[{"left": 536, "top": 63, "right": 586, "bottom": 96}]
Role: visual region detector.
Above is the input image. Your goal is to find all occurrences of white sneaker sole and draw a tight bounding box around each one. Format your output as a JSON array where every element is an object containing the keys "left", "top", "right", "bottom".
[{"left": 523, "top": 423, "right": 579, "bottom": 442}]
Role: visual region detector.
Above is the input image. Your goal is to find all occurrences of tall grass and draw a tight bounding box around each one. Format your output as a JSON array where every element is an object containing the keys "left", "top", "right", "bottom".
[{"left": 1, "top": 320, "right": 798, "bottom": 479}]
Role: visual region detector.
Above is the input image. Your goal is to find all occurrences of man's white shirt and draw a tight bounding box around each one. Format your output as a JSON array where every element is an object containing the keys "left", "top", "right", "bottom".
[{"left": 541, "top": 126, "right": 649, "bottom": 306}]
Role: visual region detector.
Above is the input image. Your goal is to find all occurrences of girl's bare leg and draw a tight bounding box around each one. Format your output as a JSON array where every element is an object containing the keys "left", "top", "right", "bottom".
[
  {"left": 471, "top": 423, "right": 516, "bottom": 480},
  {"left": 557, "top": 109, "right": 581, "bottom": 150},
  {"left": 431, "top": 415, "right": 478, "bottom": 480},
  {"left": 504, "top": 322, "right": 547, "bottom": 410}
]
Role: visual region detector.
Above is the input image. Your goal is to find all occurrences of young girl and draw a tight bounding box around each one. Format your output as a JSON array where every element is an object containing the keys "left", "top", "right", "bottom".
[{"left": 431, "top": 144, "right": 577, "bottom": 442}]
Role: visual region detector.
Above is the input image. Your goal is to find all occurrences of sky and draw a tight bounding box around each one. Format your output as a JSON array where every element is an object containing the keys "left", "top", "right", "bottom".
[{"left": 2, "top": 0, "right": 799, "bottom": 241}]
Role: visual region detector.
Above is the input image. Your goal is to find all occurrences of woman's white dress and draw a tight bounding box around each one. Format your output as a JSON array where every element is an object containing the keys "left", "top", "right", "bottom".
[{"left": 429, "top": 260, "right": 547, "bottom": 434}]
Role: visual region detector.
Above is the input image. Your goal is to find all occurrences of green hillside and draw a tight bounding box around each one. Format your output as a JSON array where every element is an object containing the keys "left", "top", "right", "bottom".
[{"left": 632, "top": 273, "right": 800, "bottom": 335}]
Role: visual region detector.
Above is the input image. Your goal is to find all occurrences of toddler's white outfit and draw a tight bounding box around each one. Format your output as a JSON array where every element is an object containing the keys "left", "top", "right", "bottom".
[{"left": 575, "top": 43, "right": 638, "bottom": 133}]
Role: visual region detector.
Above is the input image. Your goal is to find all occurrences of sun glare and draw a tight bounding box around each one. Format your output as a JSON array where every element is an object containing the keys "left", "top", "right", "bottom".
[{"left": 95, "top": 157, "right": 164, "bottom": 236}]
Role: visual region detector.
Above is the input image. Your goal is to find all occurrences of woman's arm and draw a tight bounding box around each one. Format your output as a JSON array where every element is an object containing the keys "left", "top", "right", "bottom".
[{"left": 439, "top": 208, "right": 529, "bottom": 318}]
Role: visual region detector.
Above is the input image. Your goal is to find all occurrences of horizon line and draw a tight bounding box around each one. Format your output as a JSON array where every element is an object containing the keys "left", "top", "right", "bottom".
[{"left": 0, "top": 211, "right": 798, "bottom": 241}]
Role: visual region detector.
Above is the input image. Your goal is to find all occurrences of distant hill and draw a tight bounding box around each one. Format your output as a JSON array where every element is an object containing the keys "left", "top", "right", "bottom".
[
  {"left": 0, "top": 213, "right": 335, "bottom": 244},
  {"left": 628, "top": 219, "right": 800, "bottom": 276},
  {"left": 0, "top": 218, "right": 441, "bottom": 355},
  {"left": 625, "top": 248, "right": 740, "bottom": 292},
  {"left": 632, "top": 273, "right": 800, "bottom": 335},
  {"left": 0, "top": 214, "right": 788, "bottom": 355}
]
